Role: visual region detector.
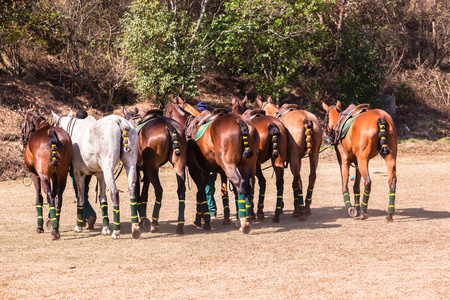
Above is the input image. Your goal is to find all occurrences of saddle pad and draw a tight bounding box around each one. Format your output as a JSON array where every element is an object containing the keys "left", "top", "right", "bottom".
[
  {"left": 195, "top": 120, "right": 214, "bottom": 141},
  {"left": 340, "top": 117, "right": 356, "bottom": 140}
]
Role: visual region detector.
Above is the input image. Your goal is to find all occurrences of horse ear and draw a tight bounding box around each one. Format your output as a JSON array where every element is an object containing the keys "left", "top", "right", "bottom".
[
  {"left": 322, "top": 102, "right": 329, "bottom": 111},
  {"left": 231, "top": 97, "right": 236, "bottom": 104},
  {"left": 336, "top": 101, "right": 342, "bottom": 110},
  {"left": 242, "top": 95, "right": 247, "bottom": 104},
  {"left": 174, "top": 96, "right": 179, "bottom": 104},
  {"left": 267, "top": 96, "right": 273, "bottom": 103},
  {"left": 123, "top": 107, "right": 128, "bottom": 115},
  {"left": 18, "top": 110, "right": 25, "bottom": 117},
  {"left": 134, "top": 107, "right": 139, "bottom": 113},
  {"left": 256, "top": 98, "right": 262, "bottom": 106},
  {"left": 51, "top": 110, "right": 60, "bottom": 122},
  {"left": 68, "top": 110, "right": 73, "bottom": 117}
]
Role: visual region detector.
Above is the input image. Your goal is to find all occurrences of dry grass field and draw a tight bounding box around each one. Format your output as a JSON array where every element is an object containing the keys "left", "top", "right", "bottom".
[{"left": 1, "top": 149, "right": 449, "bottom": 299}]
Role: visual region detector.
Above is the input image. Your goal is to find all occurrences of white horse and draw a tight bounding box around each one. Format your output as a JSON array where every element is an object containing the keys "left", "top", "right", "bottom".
[{"left": 52, "top": 111, "right": 140, "bottom": 239}]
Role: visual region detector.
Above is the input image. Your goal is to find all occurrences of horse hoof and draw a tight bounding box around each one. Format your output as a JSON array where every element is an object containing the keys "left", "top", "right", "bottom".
[
  {"left": 305, "top": 206, "right": 312, "bottom": 217},
  {"left": 85, "top": 216, "right": 96, "bottom": 230},
  {"left": 176, "top": 225, "right": 184, "bottom": 235},
  {"left": 347, "top": 207, "right": 358, "bottom": 218},
  {"left": 272, "top": 215, "right": 280, "bottom": 223},
  {"left": 298, "top": 212, "right": 306, "bottom": 222},
  {"left": 385, "top": 214, "right": 394, "bottom": 223},
  {"left": 111, "top": 231, "right": 120, "bottom": 239},
  {"left": 46, "top": 218, "right": 52, "bottom": 230},
  {"left": 140, "top": 218, "right": 151, "bottom": 231},
  {"left": 292, "top": 208, "right": 299, "bottom": 218},
  {"left": 256, "top": 212, "right": 265, "bottom": 221},
  {"left": 239, "top": 220, "right": 251, "bottom": 234},
  {"left": 52, "top": 229, "right": 60, "bottom": 240},
  {"left": 203, "top": 222, "right": 211, "bottom": 231},
  {"left": 36, "top": 228, "right": 44, "bottom": 234},
  {"left": 150, "top": 224, "right": 159, "bottom": 233},
  {"left": 74, "top": 226, "right": 83, "bottom": 233},
  {"left": 193, "top": 220, "right": 202, "bottom": 229},
  {"left": 222, "top": 218, "right": 232, "bottom": 225},
  {"left": 102, "top": 226, "right": 111, "bottom": 236},
  {"left": 132, "top": 224, "right": 141, "bottom": 239},
  {"left": 360, "top": 210, "right": 368, "bottom": 220}
]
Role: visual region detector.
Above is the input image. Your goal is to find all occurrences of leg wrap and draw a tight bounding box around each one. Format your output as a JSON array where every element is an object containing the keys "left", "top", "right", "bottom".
[
  {"left": 362, "top": 190, "right": 370, "bottom": 211},
  {"left": 152, "top": 199, "right": 162, "bottom": 222},
  {"left": 245, "top": 197, "right": 251, "bottom": 221},
  {"left": 77, "top": 206, "right": 84, "bottom": 227},
  {"left": 388, "top": 189, "right": 395, "bottom": 214},
  {"left": 297, "top": 189, "right": 305, "bottom": 212},
  {"left": 222, "top": 195, "right": 230, "bottom": 219},
  {"left": 130, "top": 198, "right": 138, "bottom": 224},
  {"left": 56, "top": 208, "right": 61, "bottom": 222},
  {"left": 196, "top": 201, "right": 202, "bottom": 218},
  {"left": 354, "top": 193, "right": 361, "bottom": 211},
  {"left": 258, "top": 193, "right": 265, "bottom": 210},
  {"left": 343, "top": 192, "right": 351, "bottom": 209},
  {"left": 36, "top": 204, "right": 44, "bottom": 229},
  {"left": 201, "top": 200, "right": 211, "bottom": 222},
  {"left": 113, "top": 205, "right": 120, "bottom": 231},
  {"left": 178, "top": 199, "right": 185, "bottom": 226},
  {"left": 100, "top": 202, "right": 109, "bottom": 227},
  {"left": 49, "top": 203, "right": 58, "bottom": 229},
  {"left": 293, "top": 188, "right": 298, "bottom": 207},
  {"left": 275, "top": 191, "right": 283, "bottom": 216},
  {"left": 237, "top": 194, "right": 246, "bottom": 219},
  {"left": 305, "top": 186, "right": 314, "bottom": 206}
]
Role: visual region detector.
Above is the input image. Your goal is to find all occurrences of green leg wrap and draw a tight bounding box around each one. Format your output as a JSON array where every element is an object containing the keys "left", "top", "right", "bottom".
[
  {"left": 388, "top": 189, "right": 395, "bottom": 214},
  {"left": 245, "top": 197, "right": 251, "bottom": 221},
  {"left": 258, "top": 192, "right": 265, "bottom": 210},
  {"left": 49, "top": 203, "right": 58, "bottom": 229},
  {"left": 178, "top": 199, "right": 185, "bottom": 226},
  {"left": 113, "top": 205, "right": 120, "bottom": 231},
  {"left": 362, "top": 190, "right": 370, "bottom": 211},
  {"left": 56, "top": 208, "right": 61, "bottom": 222},
  {"left": 77, "top": 206, "right": 84, "bottom": 227},
  {"left": 196, "top": 201, "right": 202, "bottom": 219},
  {"left": 222, "top": 195, "right": 230, "bottom": 218},
  {"left": 297, "top": 189, "right": 305, "bottom": 212},
  {"left": 293, "top": 188, "right": 298, "bottom": 207},
  {"left": 152, "top": 199, "right": 161, "bottom": 223},
  {"left": 137, "top": 198, "right": 146, "bottom": 219},
  {"left": 100, "top": 202, "right": 109, "bottom": 227},
  {"left": 130, "top": 198, "right": 138, "bottom": 224},
  {"left": 305, "top": 186, "right": 314, "bottom": 206},
  {"left": 201, "top": 200, "right": 211, "bottom": 222},
  {"left": 275, "top": 191, "right": 283, "bottom": 216},
  {"left": 354, "top": 193, "right": 361, "bottom": 211},
  {"left": 343, "top": 192, "right": 351, "bottom": 209},
  {"left": 36, "top": 204, "right": 44, "bottom": 229},
  {"left": 237, "top": 194, "right": 246, "bottom": 219}
]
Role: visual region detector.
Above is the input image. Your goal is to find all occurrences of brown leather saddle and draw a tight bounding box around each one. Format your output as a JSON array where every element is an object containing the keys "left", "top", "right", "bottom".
[
  {"left": 331, "top": 104, "right": 371, "bottom": 144},
  {"left": 186, "top": 108, "right": 229, "bottom": 142}
]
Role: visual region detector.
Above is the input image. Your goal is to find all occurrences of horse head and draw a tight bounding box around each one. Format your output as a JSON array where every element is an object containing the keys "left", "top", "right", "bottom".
[
  {"left": 231, "top": 96, "right": 247, "bottom": 115},
  {"left": 322, "top": 101, "right": 342, "bottom": 143},
  {"left": 256, "top": 97, "right": 278, "bottom": 116},
  {"left": 19, "top": 110, "right": 48, "bottom": 148}
]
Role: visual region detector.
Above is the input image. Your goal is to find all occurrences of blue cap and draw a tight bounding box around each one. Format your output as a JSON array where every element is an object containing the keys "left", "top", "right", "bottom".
[{"left": 196, "top": 102, "right": 207, "bottom": 112}]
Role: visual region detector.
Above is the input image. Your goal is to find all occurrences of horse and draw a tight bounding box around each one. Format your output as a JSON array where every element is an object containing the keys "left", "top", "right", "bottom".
[
  {"left": 231, "top": 97, "right": 288, "bottom": 223},
  {"left": 123, "top": 107, "right": 187, "bottom": 234},
  {"left": 52, "top": 111, "right": 141, "bottom": 239},
  {"left": 164, "top": 97, "right": 260, "bottom": 233},
  {"left": 257, "top": 97, "right": 323, "bottom": 221},
  {"left": 19, "top": 110, "right": 73, "bottom": 240},
  {"left": 322, "top": 101, "right": 397, "bottom": 222}
]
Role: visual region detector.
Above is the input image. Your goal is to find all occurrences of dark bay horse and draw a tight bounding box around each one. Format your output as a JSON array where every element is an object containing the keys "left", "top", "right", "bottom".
[
  {"left": 164, "top": 97, "right": 260, "bottom": 233},
  {"left": 123, "top": 107, "right": 187, "bottom": 234},
  {"left": 19, "top": 110, "right": 73, "bottom": 240},
  {"left": 257, "top": 97, "right": 323, "bottom": 221},
  {"left": 231, "top": 97, "right": 288, "bottom": 223},
  {"left": 322, "top": 101, "right": 397, "bottom": 222}
]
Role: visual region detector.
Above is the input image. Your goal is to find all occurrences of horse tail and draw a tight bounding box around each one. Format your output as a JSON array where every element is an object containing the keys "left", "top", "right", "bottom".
[
  {"left": 49, "top": 129, "right": 60, "bottom": 166},
  {"left": 268, "top": 123, "right": 280, "bottom": 159},
  {"left": 304, "top": 120, "right": 313, "bottom": 156},
  {"left": 121, "top": 125, "right": 132, "bottom": 152},
  {"left": 238, "top": 119, "right": 253, "bottom": 158},
  {"left": 167, "top": 124, "right": 181, "bottom": 156},
  {"left": 378, "top": 118, "right": 391, "bottom": 156}
]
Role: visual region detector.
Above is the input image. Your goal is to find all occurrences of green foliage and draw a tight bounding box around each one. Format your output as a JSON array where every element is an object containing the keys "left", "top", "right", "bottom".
[{"left": 121, "top": 0, "right": 206, "bottom": 103}]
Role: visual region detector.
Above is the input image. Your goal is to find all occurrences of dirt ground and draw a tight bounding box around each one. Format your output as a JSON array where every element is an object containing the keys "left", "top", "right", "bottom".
[{"left": 0, "top": 149, "right": 448, "bottom": 299}]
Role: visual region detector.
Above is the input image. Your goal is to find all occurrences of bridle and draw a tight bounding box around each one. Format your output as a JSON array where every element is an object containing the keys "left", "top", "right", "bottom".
[
  {"left": 232, "top": 100, "right": 246, "bottom": 114},
  {"left": 20, "top": 111, "right": 48, "bottom": 149},
  {"left": 324, "top": 105, "right": 341, "bottom": 145}
]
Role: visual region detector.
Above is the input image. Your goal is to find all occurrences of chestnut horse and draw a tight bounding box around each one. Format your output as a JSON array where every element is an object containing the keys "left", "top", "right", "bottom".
[
  {"left": 164, "top": 97, "right": 260, "bottom": 233},
  {"left": 322, "top": 101, "right": 397, "bottom": 222},
  {"left": 231, "top": 97, "right": 288, "bottom": 223},
  {"left": 19, "top": 110, "right": 73, "bottom": 240},
  {"left": 123, "top": 107, "right": 187, "bottom": 234},
  {"left": 257, "top": 97, "right": 322, "bottom": 221}
]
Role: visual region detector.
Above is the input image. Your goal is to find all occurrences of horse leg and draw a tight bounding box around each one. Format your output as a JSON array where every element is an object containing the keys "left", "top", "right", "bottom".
[
  {"left": 124, "top": 162, "right": 140, "bottom": 239},
  {"left": 384, "top": 154, "right": 397, "bottom": 222},
  {"left": 289, "top": 160, "right": 305, "bottom": 222},
  {"left": 73, "top": 173, "right": 87, "bottom": 233},
  {"left": 97, "top": 175, "right": 110, "bottom": 236},
  {"left": 189, "top": 168, "right": 211, "bottom": 231},
  {"left": 32, "top": 174, "right": 44, "bottom": 233},
  {"left": 305, "top": 152, "right": 319, "bottom": 217},
  {"left": 148, "top": 168, "right": 163, "bottom": 233},
  {"left": 137, "top": 168, "right": 151, "bottom": 231},
  {"left": 103, "top": 171, "right": 121, "bottom": 239},
  {"left": 220, "top": 172, "right": 231, "bottom": 225},
  {"left": 254, "top": 164, "right": 266, "bottom": 221},
  {"left": 353, "top": 168, "right": 362, "bottom": 216},
  {"left": 357, "top": 159, "right": 371, "bottom": 220},
  {"left": 339, "top": 157, "right": 357, "bottom": 218},
  {"left": 272, "top": 158, "right": 285, "bottom": 222},
  {"left": 173, "top": 161, "right": 186, "bottom": 235},
  {"left": 43, "top": 179, "right": 59, "bottom": 240}
]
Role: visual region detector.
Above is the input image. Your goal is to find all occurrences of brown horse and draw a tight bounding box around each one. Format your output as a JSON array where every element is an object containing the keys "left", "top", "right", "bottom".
[
  {"left": 322, "top": 101, "right": 397, "bottom": 222},
  {"left": 231, "top": 97, "right": 288, "bottom": 223},
  {"left": 164, "top": 97, "right": 260, "bottom": 233},
  {"left": 19, "top": 110, "right": 73, "bottom": 240},
  {"left": 257, "top": 97, "right": 323, "bottom": 221},
  {"left": 123, "top": 107, "right": 187, "bottom": 234}
]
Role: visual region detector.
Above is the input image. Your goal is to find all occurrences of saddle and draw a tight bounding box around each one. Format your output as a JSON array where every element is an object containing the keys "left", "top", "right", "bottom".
[
  {"left": 331, "top": 103, "right": 371, "bottom": 144},
  {"left": 274, "top": 104, "right": 300, "bottom": 120},
  {"left": 133, "top": 109, "right": 164, "bottom": 132},
  {"left": 242, "top": 109, "right": 266, "bottom": 120},
  {"left": 185, "top": 108, "right": 229, "bottom": 143}
]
